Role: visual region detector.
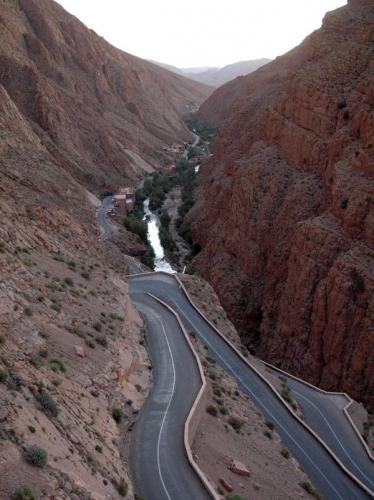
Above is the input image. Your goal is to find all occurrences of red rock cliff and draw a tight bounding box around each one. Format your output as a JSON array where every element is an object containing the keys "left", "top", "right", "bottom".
[{"left": 190, "top": 0, "right": 374, "bottom": 410}]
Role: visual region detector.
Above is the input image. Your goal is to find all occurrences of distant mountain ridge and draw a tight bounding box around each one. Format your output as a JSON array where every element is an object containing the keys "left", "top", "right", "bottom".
[{"left": 150, "top": 58, "right": 271, "bottom": 87}]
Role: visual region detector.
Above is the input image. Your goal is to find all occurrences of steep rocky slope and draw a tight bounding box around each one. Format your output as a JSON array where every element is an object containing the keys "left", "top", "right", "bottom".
[
  {"left": 189, "top": 0, "right": 374, "bottom": 410},
  {"left": 0, "top": 54, "right": 151, "bottom": 497},
  {"left": 0, "top": 0, "right": 211, "bottom": 190},
  {"left": 0, "top": 0, "right": 210, "bottom": 497}
]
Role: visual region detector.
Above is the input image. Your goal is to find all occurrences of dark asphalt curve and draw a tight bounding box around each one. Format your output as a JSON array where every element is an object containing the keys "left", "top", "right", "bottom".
[
  {"left": 129, "top": 292, "right": 211, "bottom": 500},
  {"left": 129, "top": 273, "right": 372, "bottom": 500},
  {"left": 267, "top": 367, "right": 374, "bottom": 492}
]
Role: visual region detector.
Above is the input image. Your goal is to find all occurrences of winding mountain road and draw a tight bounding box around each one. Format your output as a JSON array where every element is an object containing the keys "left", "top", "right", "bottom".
[
  {"left": 267, "top": 366, "right": 374, "bottom": 492},
  {"left": 129, "top": 293, "right": 211, "bottom": 500},
  {"left": 129, "top": 272, "right": 373, "bottom": 500}
]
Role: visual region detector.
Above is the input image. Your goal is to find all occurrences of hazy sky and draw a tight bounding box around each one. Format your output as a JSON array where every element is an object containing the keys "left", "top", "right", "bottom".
[{"left": 56, "top": 0, "right": 347, "bottom": 68}]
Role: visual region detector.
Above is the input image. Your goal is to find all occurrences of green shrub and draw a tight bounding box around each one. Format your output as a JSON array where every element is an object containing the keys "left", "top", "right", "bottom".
[
  {"left": 24, "top": 307, "right": 33, "bottom": 317},
  {"left": 299, "top": 481, "right": 321, "bottom": 499},
  {"left": 140, "top": 247, "right": 155, "bottom": 269},
  {"left": 64, "top": 277, "right": 74, "bottom": 287},
  {"left": 123, "top": 214, "right": 147, "bottom": 243},
  {"left": 265, "top": 420, "right": 274, "bottom": 430},
  {"left": 35, "top": 391, "right": 59, "bottom": 417},
  {"left": 80, "top": 271, "right": 90, "bottom": 280},
  {"left": 49, "top": 358, "right": 65, "bottom": 373},
  {"left": 52, "top": 253, "right": 65, "bottom": 262},
  {"left": 206, "top": 405, "right": 218, "bottom": 417},
  {"left": 228, "top": 416, "right": 243, "bottom": 432},
  {"left": 95, "top": 444, "right": 102, "bottom": 453},
  {"left": 50, "top": 302, "right": 61, "bottom": 312},
  {"left": 281, "top": 447, "right": 290, "bottom": 459},
  {"left": 24, "top": 445, "right": 48, "bottom": 467},
  {"left": 12, "top": 487, "right": 35, "bottom": 500},
  {"left": 112, "top": 478, "right": 128, "bottom": 497},
  {"left": 0, "top": 335, "right": 5, "bottom": 345},
  {"left": 0, "top": 369, "right": 8, "bottom": 383},
  {"left": 112, "top": 407, "right": 123, "bottom": 423},
  {"left": 8, "top": 371, "right": 22, "bottom": 390},
  {"left": 92, "top": 321, "right": 102, "bottom": 332},
  {"left": 85, "top": 339, "right": 95, "bottom": 349},
  {"left": 67, "top": 261, "right": 76, "bottom": 271},
  {"left": 264, "top": 430, "right": 273, "bottom": 439},
  {"left": 29, "top": 354, "right": 43, "bottom": 369},
  {"left": 95, "top": 336, "right": 108, "bottom": 347}
]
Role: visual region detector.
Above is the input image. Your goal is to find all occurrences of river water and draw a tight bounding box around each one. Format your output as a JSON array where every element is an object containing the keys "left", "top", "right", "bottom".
[{"left": 143, "top": 198, "right": 176, "bottom": 273}]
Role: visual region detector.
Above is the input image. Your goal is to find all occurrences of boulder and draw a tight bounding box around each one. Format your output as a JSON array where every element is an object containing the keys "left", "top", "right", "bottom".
[
  {"left": 219, "top": 478, "right": 233, "bottom": 492},
  {"left": 228, "top": 460, "right": 250, "bottom": 477},
  {"left": 74, "top": 345, "right": 85, "bottom": 358}
]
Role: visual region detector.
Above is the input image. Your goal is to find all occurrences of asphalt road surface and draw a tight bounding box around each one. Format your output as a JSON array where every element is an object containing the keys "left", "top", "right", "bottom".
[
  {"left": 183, "top": 132, "right": 200, "bottom": 159},
  {"left": 96, "top": 195, "right": 116, "bottom": 240},
  {"left": 129, "top": 272, "right": 373, "bottom": 500},
  {"left": 129, "top": 293, "right": 211, "bottom": 500},
  {"left": 268, "top": 366, "right": 374, "bottom": 492}
]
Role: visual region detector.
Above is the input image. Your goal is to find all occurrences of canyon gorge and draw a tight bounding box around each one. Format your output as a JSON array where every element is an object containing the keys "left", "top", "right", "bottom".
[{"left": 0, "top": 0, "right": 373, "bottom": 498}]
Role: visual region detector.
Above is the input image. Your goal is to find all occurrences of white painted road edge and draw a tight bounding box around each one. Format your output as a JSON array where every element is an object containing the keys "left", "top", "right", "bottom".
[
  {"left": 127, "top": 271, "right": 373, "bottom": 497},
  {"left": 155, "top": 314, "right": 177, "bottom": 500},
  {"left": 147, "top": 293, "right": 220, "bottom": 500},
  {"left": 263, "top": 363, "right": 374, "bottom": 462}
]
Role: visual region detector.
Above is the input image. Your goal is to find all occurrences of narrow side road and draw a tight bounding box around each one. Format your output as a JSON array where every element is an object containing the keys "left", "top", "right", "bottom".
[
  {"left": 182, "top": 132, "right": 200, "bottom": 159},
  {"left": 129, "top": 292, "right": 211, "bottom": 500},
  {"left": 96, "top": 195, "right": 116, "bottom": 240}
]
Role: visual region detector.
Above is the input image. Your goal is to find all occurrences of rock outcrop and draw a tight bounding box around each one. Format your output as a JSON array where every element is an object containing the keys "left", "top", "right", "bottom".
[{"left": 190, "top": 0, "right": 374, "bottom": 410}]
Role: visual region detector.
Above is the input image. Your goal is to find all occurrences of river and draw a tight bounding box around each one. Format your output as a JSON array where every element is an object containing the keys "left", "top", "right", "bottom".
[
  {"left": 142, "top": 132, "right": 201, "bottom": 273},
  {"left": 143, "top": 198, "right": 176, "bottom": 273}
]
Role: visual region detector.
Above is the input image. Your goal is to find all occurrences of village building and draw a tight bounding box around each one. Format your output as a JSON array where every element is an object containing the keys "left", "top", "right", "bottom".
[
  {"left": 163, "top": 164, "right": 176, "bottom": 176},
  {"left": 114, "top": 187, "right": 135, "bottom": 211},
  {"left": 170, "top": 143, "right": 184, "bottom": 154}
]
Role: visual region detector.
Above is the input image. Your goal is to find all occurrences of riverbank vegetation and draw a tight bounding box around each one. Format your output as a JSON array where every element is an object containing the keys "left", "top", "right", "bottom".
[
  {"left": 123, "top": 192, "right": 155, "bottom": 269},
  {"left": 124, "top": 120, "right": 212, "bottom": 271}
]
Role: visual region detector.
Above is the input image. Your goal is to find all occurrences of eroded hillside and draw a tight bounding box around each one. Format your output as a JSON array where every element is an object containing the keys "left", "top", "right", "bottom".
[
  {"left": 0, "top": 0, "right": 211, "bottom": 189},
  {"left": 0, "top": 0, "right": 211, "bottom": 497}
]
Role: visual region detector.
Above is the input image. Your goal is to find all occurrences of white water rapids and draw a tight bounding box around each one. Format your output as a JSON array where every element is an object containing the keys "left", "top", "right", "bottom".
[{"left": 143, "top": 198, "right": 176, "bottom": 273}]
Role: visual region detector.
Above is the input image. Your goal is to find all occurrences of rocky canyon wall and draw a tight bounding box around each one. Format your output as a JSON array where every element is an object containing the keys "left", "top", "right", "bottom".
[{"left": 190, "top": 0, "right": 374, "bottom": 410}]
